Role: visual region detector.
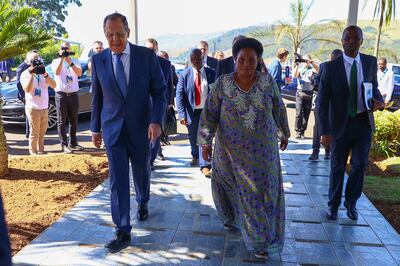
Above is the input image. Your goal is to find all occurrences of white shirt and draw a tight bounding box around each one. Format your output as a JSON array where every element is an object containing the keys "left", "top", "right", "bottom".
[
  {"left": 342, "top": 53, "right": 365, "bottom": 113},
  {"left": 111, "top": 43, "right": 130, "bottom": 86},
  {"left": 51, "top": 58, "right": 81, "bottom": 93},
  {"left": 20, "top": 69, "right": 49, "bottom": 110},
  {"left": 192, "top": 67, "right": 208, "bottom": 109},
  {"left": 377, "top": 68, "right": 394, "bottom": 102}
]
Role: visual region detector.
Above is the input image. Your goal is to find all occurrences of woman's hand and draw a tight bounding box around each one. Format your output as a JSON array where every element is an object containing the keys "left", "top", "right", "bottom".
[
  {"left": 202, "top": 145, "right": 212, "bottom": 161},
  {"left": 280, "top": 139, "right": 288, "bottom": 151}
]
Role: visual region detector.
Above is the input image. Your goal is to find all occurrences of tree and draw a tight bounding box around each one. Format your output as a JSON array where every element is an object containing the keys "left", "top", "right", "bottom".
[
  {"left": 364, "top": 0, "right": 397, "bottom": 57},
  {"left": 253, "top": 0, "right": 343, "bottom": 59},
  {"left": 11, "top": 0, "right": 82, "bottom": 35},
  {"left": 0, "top": 1, "right": 52, "bottom": 176}
]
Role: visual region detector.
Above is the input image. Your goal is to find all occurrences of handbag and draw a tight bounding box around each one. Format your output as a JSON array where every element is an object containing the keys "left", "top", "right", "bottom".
[{"left": 163, "top": 106, "right": 177, "bottom": 136}]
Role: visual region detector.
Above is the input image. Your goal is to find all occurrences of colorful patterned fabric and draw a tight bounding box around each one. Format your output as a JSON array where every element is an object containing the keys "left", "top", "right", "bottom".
[{"left": 198, "top": 72, "right": 290, "bottom": 253}]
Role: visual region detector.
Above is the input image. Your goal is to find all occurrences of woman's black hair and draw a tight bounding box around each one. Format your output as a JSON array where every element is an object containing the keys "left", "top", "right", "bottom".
[{"left": 232, "top": 38, "right": 263, "bottom": 59}]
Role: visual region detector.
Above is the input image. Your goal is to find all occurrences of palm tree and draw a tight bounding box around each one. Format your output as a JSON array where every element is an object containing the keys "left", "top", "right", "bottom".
[
  {"left": 0, "top": 0, "right": 52, "bottom": 176},
  {"left": 253, "top": 0, "right": 343, "bottom": 58},
  {"left": 364, "top": 0, "right": 397, "bottom": 57}
]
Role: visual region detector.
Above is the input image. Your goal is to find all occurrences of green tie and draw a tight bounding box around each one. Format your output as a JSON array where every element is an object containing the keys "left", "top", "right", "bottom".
[{"left": 348, "top": 61, "right": 358, "bottom": 117}]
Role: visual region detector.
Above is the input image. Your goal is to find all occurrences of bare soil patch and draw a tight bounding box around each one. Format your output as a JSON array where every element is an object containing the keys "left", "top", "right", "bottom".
[{"left": 0, "top": 153, "right": 108, "bottom": 255}]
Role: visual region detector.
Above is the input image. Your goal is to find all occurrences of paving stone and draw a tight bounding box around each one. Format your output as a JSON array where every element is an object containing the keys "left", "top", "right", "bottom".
[
  {"left": 386, "top": 245, "right": 400, "bottom": 265},
  {"left": 332, "top": 242, "right": 398, "bottom": 266},
  {"left": 285, "top": 221, "right": 328, "bottom": 242},
  {"left": 286, "top": 206, "right": 321, "bottom": 223},
  {"left": 301, "top": 175, "right": 330, "bottom": 186},
  {"left": 285, "top": 194, "right": 314, "bottom": 207},
  {"left": 283, "top": 182, "right": 307, "bottom": 194},
  {"left": 323, "top": 223, "right": 382, "bottom": 245},
  {"left": 281, "top": 238, "right": 339, "bottom": 265},
  {"left": 32, "top": 217, "right": 83, "bottom": 243},
  {"left": 305, "top": 183, "right": 330, "bottom": 195},
  {"left": 65, "top": 222, "right": 115, "bottom": 244},
  {"left": 296, "top": 168, "right": 330, "bottom": 176},
  {"left": 283, "top": 174, "right": 303, "bottom": 184},
  {"left": 130, "top": 209, "right": 184, "bottom": 231},
  {"left": 178, "top": 212, "right": 225, "bottom": 233},
  {"left": 103, "top": 249, "right": 167, "bottom": 265},
  {"left": 40, "top": 245, "right": 107, "bottom": 266},
  {"left": 282, "top": 167, "right": 300, "bottom": 175}
]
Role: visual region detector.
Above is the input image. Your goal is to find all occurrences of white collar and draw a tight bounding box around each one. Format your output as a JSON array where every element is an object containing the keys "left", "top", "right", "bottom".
[
  {"left": 192, "top": 66, "right": 204, "bottom": 73},
  {"left": 343, "top": 52, "right": 361, "bottom": 65},
  {"left": 111, "top": 42, "right": 131, "bottom": 56}
]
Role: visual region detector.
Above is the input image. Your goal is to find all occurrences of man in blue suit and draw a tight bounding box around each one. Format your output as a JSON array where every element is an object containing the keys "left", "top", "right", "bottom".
[
  {"left": 176, "top": 49, "right": 215, "bottom": 177},
  {"left": 0, "top": 195, "right": 11, "bottom": 266},
  {"left": 215, "top": 35, "right": 246, "bottom": 78},
  {"left": 318, "top": 26, "right": 384, "bottom": 221},
  {"left": 198, "top": 41, "right": 218, "bottom": 71},
  {"left": 144, "top": 38, "right": 173, "bottom": 169},
  {"left": 91, "top": 13, "right": 167, "bottom": 253},
  {"left": 268, "top": 48, "right": 289, "bottom": 89}
]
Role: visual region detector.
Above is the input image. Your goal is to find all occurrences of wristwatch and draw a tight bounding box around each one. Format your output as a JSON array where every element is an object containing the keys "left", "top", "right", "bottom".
[
  {"left": 69, "top": 62, "right": 75, "bottom": 67},
  {"left": 43, "top": 73, "right": 49, "bottom": 78}
]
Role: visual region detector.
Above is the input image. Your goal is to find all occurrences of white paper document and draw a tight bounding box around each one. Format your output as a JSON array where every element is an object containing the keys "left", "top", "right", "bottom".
[{"left": 362, "top": 82, "right": 373, "bottom": 110}]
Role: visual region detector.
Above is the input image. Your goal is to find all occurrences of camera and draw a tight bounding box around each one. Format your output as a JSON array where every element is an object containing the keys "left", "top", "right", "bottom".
[
  {"left": 294, "top": 53, "right": 307, "bottom": 64},
  {"left": 30, "top": 59, "right": 45, "bottom": 75},
  {"left": 56, "top": 47, "right": 75, "bottom": 58}
]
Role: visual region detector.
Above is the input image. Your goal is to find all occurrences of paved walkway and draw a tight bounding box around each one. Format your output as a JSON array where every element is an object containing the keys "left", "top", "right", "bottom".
[{"left": 12, "top": 140, "right": 400, "bottom": 265}]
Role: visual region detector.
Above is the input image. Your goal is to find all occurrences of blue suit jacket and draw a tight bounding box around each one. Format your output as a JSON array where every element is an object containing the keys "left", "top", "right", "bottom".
[
  {"left": 268, "top": 59, "right": 284, "bottom": 87},
  {"left": 0, "top": 196, "right": 11, "bottom": 266},
  {"left": 216, "top": 56, "right": 235, "bottom": 78},
  {"left": 90, "top": 43, "right": 167, "bottom": 146},
  {"left": 206, "top": 56, "right": 218, "bottom": 71},
  {"left": 158, "top": 56, "right": 174, "bottom": 104},
  {"left": 318, "top": 54, "right": 383, "bottom": 139},
  {"left": 176, "top": 67, "right": 215, "bottom": 125}
]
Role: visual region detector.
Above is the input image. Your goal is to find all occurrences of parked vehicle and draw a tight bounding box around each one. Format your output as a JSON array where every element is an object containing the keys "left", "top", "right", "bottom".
[
  {"left": 0, "top": 61, "right": 91, "bottom": 129},
  {"left": 387, "top": 63, "right": 400, "bottom": 112},
  {"left": 280, "top": 77, "right": 317, "bottom": 110}
]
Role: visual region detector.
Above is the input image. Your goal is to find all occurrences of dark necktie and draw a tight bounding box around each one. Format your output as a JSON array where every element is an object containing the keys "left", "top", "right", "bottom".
[
  {"left": 195, "top": 70, "right": 201, "bottom": 106},
  {"left": 115, "top": 53, "right": 127, "bottom": 97},
  {"left": 348, "top": 61, "right": 358, "bottom": 117}
]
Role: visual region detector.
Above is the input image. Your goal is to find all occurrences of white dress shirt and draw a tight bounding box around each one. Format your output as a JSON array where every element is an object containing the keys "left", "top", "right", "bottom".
[
  {"left": 192, "top": 67, "right": 208, "bottom": 109},
  {"left": 342, "top": 53, "right": 365, "bottom": 113},
  {"left": 111, "top": 43, "right": 130, "bottom": 86},
  {"left": 377, "top": 68, "right": 394, "bottom": 102}
]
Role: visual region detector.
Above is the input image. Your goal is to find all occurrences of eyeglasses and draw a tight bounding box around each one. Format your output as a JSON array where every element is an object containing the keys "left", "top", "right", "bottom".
[{"left": 105, "top": 31, "right": 127, "bottom": 40}]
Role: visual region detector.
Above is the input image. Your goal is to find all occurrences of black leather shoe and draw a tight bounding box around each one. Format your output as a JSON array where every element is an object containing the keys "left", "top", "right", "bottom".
[
  {"left": 190, "top": 157, "right": 199, "bottom": 166},
  {"left": 326, "top": 207, "right": 338, "bottom": 220},
  {"left": 344, "top": 201, "right": 358, "bottom": 220},
  {"left": 308, "top": 153, "right": 319, "bottom": 161},
  {"left": 137, "top": 203, "right": 148, "bottom": 221},
  {"left": 324, "top": 151, "right": 330, "bottom": 160},
  {"left": 157, "top": 152, "right": 166, "bottom": 161},
  {"left": 105, "top": 231, "right": 131, "bottom": 253}
]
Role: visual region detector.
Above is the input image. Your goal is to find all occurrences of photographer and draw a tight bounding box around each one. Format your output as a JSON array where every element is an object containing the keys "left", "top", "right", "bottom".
[
  {"left": 293, "top": 54, "right": 319, "bottom": 139},
  {"left": 20, "top": 51, "right": 56, "bottom": 155},
  {"left": 51, "top": 42, "right": 83, "bottom": 153}
]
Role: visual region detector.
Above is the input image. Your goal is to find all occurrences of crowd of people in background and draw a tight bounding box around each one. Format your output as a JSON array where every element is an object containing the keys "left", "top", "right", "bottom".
[{"left": 0, "top": 10, "right": 398, "bottom": 263}]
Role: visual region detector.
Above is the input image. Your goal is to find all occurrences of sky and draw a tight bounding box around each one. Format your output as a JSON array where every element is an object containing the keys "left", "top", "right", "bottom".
[{"left": 64, "top": 0, "right": 399, "bottom": 49}]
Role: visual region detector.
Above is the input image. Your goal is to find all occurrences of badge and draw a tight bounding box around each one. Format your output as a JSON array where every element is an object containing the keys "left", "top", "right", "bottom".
[
  {"left": 34, "top": 88, "right": 41, "bottom": 97},
  {"left": 66, "top": 75, "right": 73, "bottom": 83}
]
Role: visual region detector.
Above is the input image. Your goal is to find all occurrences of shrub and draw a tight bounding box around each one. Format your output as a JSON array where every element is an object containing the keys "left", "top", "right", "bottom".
[{"left": 371, "top": 110, "right": 400, "bottom": 159}]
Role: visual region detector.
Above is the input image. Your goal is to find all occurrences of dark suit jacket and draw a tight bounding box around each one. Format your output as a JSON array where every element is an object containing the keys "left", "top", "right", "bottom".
[
  {"left": 90, "top": 43, "right": 167, "bottom": 147},
  {"left": 206, "top": 56, "right": 218, "bottom": 71},
  {"left": 176, "top": 67, "right": 215, "bottom": 125},
  {"left": 318, "top": 53, "right": 383, "bottom": 139},
  {"left": 158, "top": 56, "right": 173, "bottom": 105},
  {"left": 0, "top": 196, "right": 11, "bottom": 266},
  {"left": 216, "top": 56, "right": 235, "bottom": 78},
  {"left": 268, "top": 59, "right": 285, "bottom": 87},
  {"left": 16, "top": 61, "right": 30, "bottom": 100}
]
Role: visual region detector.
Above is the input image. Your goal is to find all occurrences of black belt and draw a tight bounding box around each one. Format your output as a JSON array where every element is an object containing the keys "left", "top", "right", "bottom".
[{"left": 56, "top": 91, "right": 77, "bottom": 96}]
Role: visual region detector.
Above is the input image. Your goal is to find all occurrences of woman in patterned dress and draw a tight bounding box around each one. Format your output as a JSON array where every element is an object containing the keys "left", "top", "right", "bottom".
[{"left": 198, "top": 38, "right": 290, "bottom": 260}]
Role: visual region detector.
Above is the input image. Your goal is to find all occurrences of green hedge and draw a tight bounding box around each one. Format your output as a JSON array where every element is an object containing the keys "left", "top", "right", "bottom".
[{"left": 371, "top": 110, "right": 400, "bottom": 159}]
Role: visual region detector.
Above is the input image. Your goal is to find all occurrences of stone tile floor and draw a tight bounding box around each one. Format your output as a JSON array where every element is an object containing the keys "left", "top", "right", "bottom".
[{"left": 12, "top": 139, "right": 400, "bottom": 265}]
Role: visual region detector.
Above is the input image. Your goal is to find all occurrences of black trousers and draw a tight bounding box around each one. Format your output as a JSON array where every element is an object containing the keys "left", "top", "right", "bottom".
[
  {"left": 311, "top": 102, "right": 330, "bottom": 154},
  {"left": 328, "top": 112, "right": 371, "bottom": 208},
  {"left": 55, "top": 92, "right": 79, "bottom": 147},
  {"left": 295, "top": 90, "right": 313, "bottom": 134}
]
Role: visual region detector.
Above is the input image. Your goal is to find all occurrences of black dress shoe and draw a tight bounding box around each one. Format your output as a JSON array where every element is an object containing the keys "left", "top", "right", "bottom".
[
  {"left": 137, "top": 203, "right": 149, "bottom": 221},
  {"left": 157, "top": 152, "right": 166, "bottom": 161},
  {"left": 324, "top": 151, "right": 330, "bottom": 160},
  {"left": 308, "top": 153, "right": 319, "bottom": 161},
  {"left": 105, "top": 231, "right": 131, "bottom": 253},
  {"left": 326, "top": 207, "right": 338, "bottom": 220},
  {"left": 190, "top": 157, "right": 199, "bottom": 166},
  {"left": 344, "top": 201, "right": 358, "bottom": 220}
]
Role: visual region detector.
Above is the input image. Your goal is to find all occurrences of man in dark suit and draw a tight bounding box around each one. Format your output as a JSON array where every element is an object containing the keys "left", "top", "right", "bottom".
[
  {"left": 309, "top": 49, "right": 342, "bottom": 161},
  {"left": 91, "top": 13, "right": 167, "bottom": 253},
  {"left": 215, "top": 35, "right": 246, "bottom": 78},
  {"left": 318, "top": 26, "right": 384, "bottom": 221},
  {"left": 144, "top": 38, "right": 173, "bottom": 169},
  {"left": 198, "top": 41, "right": 218, "bottom": 71},
  {"left": 0, "top": 195, "right": 11, "bottom": 266},
  {"left": 176, "top": 48, "right": 215, "bottom": 177}
]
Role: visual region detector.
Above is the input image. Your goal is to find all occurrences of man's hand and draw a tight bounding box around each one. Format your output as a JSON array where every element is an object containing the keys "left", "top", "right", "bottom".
[
  {"left": 180, "top": 119, "right": 188, "bottom": 125},
  {"left": 64, "top": 56, "right": 72, "bottom": 65},
  {"left": 92, "top": 133, "right": 102, "bottom": 148},
  {"left": 202, "top": 145, "right": 212, "bottom": 162},
  {"left": 321, "top": 135, "right": 333, "bottom": 150},
  {"left": 372, "top": 98, "right": 385, "bottom": 111},
  {"left": 148, "top": 123, "right": 162, "bottom": 143},
  {"left": 280, "top": 139, "right": 288, "bottom": 151}
]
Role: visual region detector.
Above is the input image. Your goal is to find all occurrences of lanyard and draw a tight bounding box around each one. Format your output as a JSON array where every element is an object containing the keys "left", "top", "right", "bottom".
[{"left": 34, "top": 74, "right": 40, "bottom": 87}]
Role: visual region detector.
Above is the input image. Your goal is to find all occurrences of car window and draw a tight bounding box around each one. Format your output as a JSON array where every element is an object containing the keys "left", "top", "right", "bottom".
[
  {"left": 392, "top": 65, "right": 400, "bottom": 75},
  {"left": 394, "top": 75, "right": 400, "bottom": 85}
]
